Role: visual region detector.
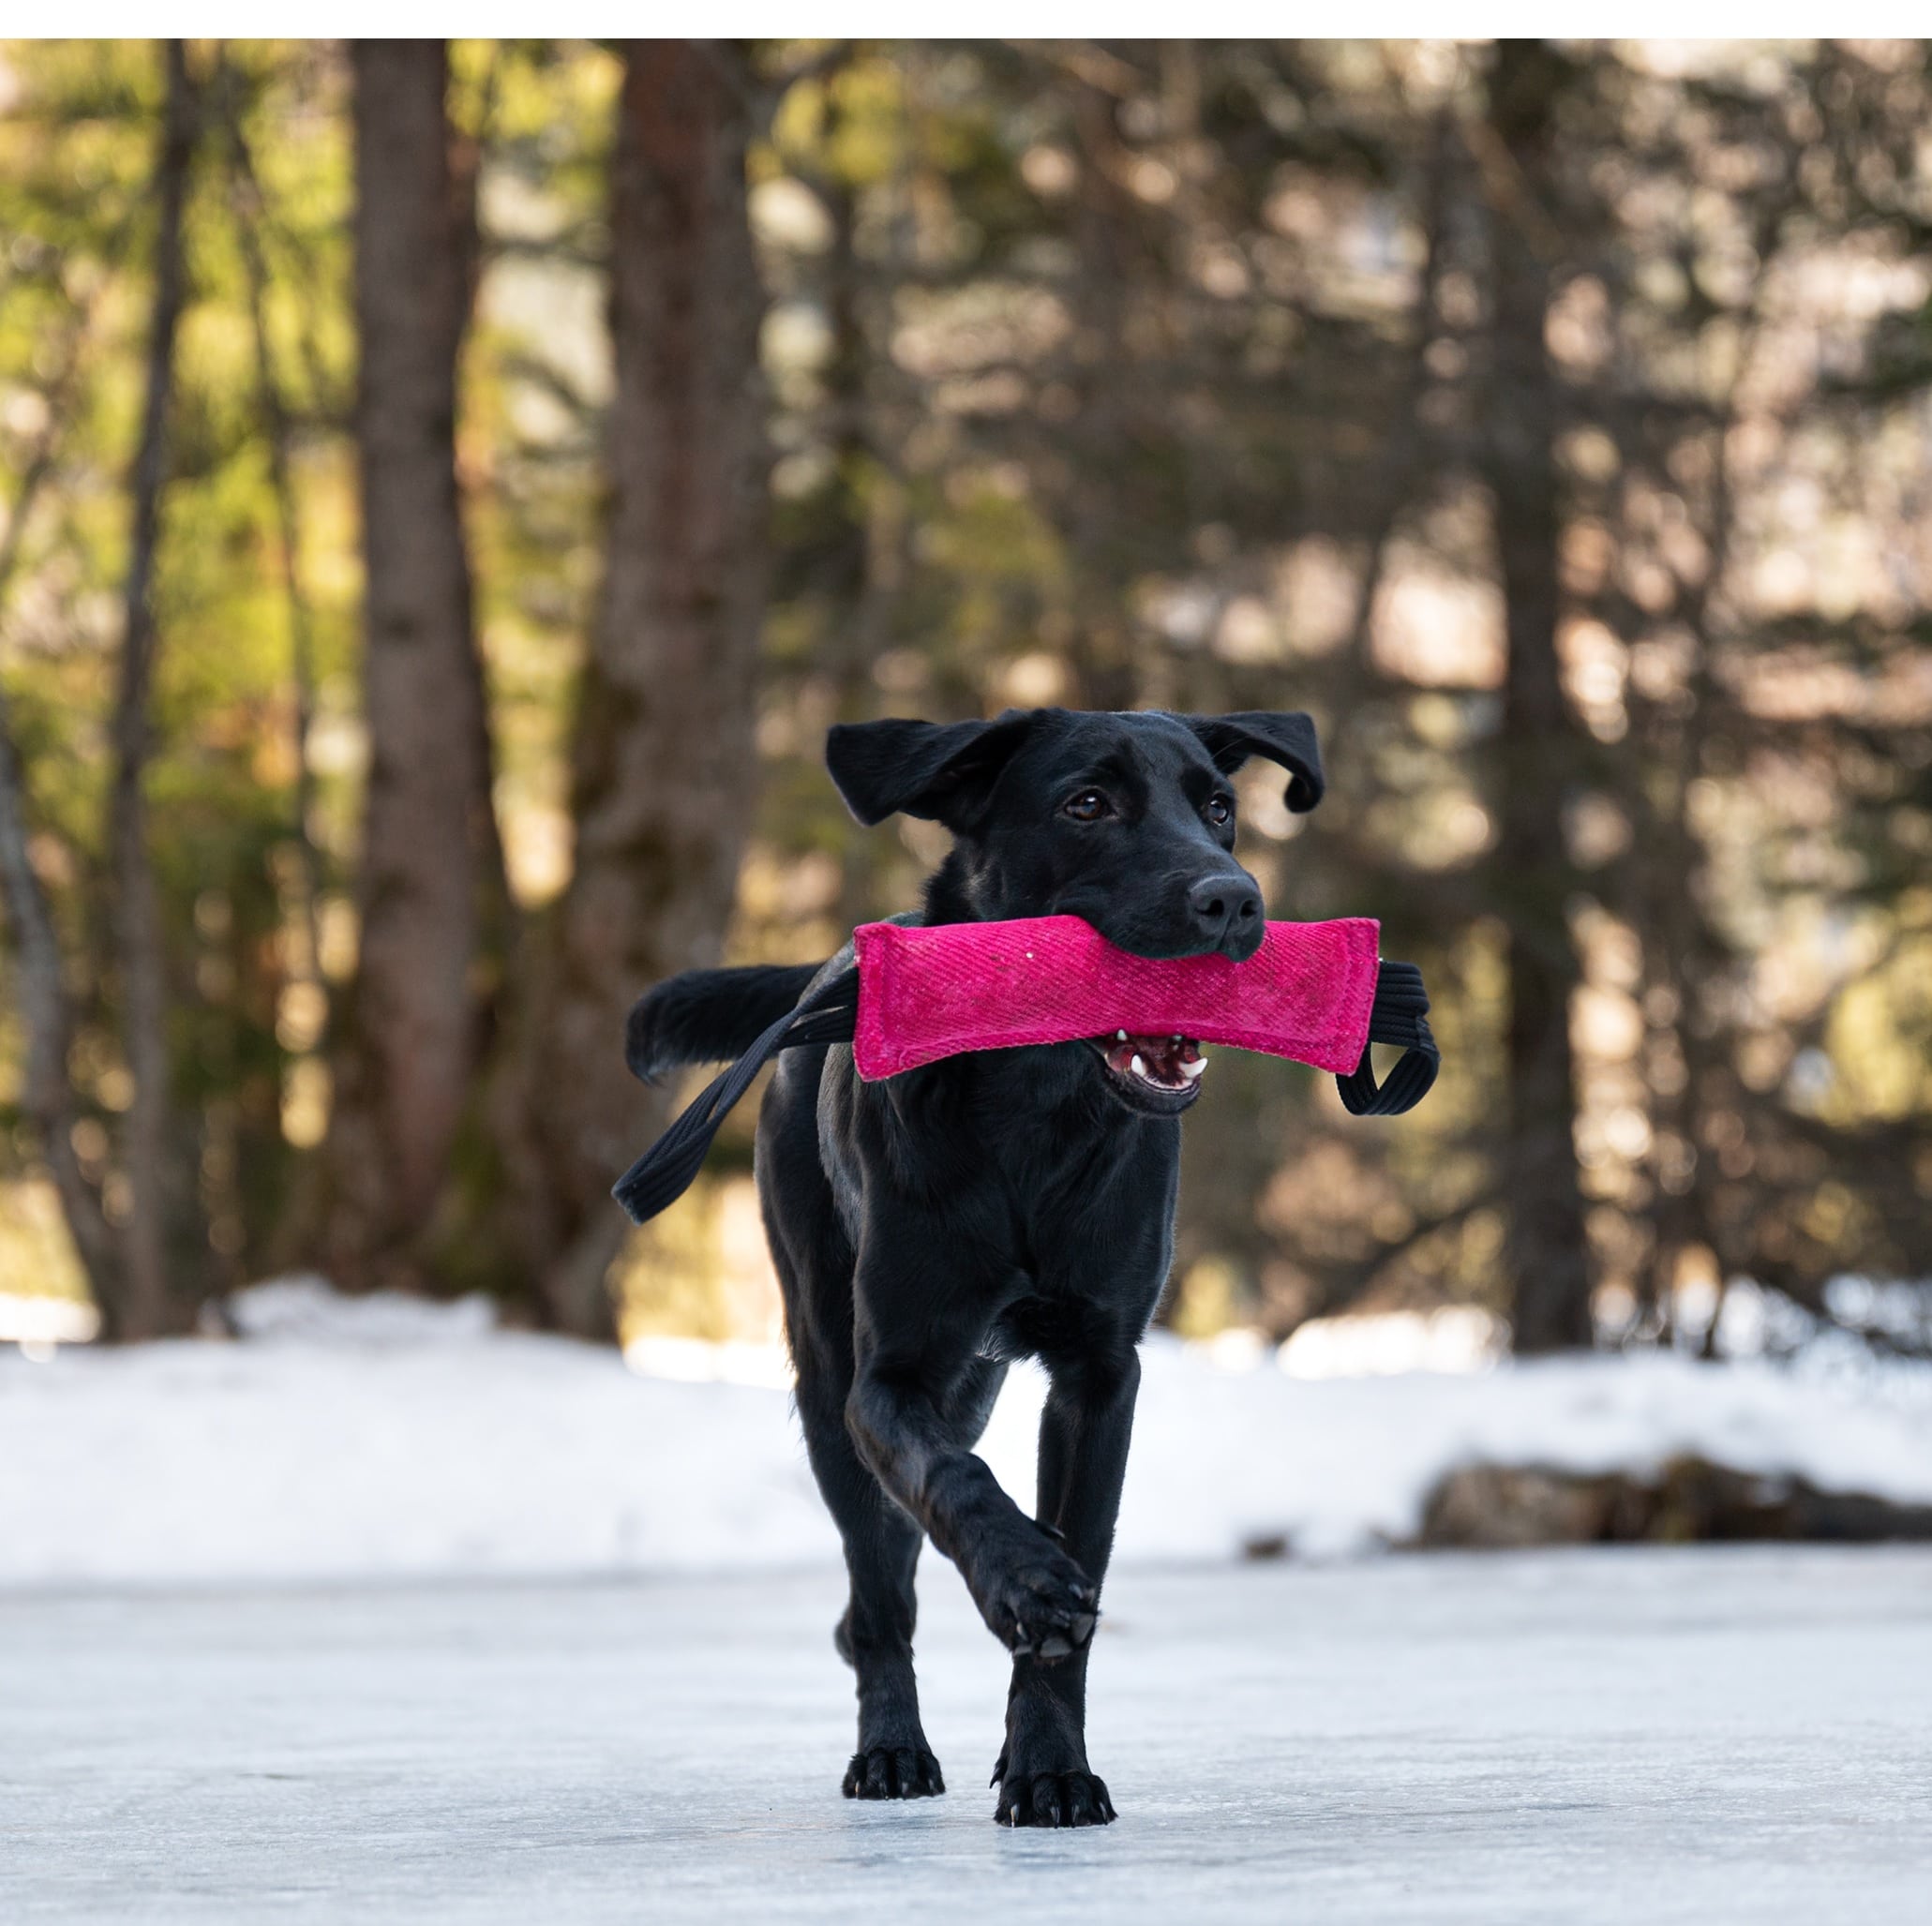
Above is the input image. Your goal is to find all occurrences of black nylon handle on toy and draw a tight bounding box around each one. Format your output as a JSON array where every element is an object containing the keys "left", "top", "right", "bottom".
[
  {"left": 611, "top": 969, "right": 861, "bottom": 1226},
  {"left": 611, "top": 957, "right": 1438, "bottom": 1227},
  {"left": 1336, "top": 961, "right": 1438, "bottom": 1117}
]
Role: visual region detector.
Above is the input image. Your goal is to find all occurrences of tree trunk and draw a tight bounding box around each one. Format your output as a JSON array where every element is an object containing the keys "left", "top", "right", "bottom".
[
  {"left": 0, "top": 715, "right": 120, "bottom": 1308},
  {"left": 222, "top": 59, "right": 323, "bottom": 996},
  {"left": 494, "top": 40, "right": 770, "bottom": 1339},
  {"left": 107, "top": 38, "right": 199, "bottom": 1339},
  {"left": 324, "top": 40, "right": 507, "bottom": 1291},
  {"left": 0, "top": 314, "right": 120, "bottom": 1321},
  {"left": 1481, "top": 42, "right": 1594, "bottom": 1353}
]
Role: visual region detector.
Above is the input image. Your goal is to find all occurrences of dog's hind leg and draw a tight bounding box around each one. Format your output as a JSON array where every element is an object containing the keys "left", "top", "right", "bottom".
[
  {"left": 991, "top": 1350, "right": 1140, "bottom": 1828},
  {"left": 811, "top": 1355, "right": 1005, "bottom": 1799},
  {"left": 794, "top": 1373, "right": 945, "bottom": 1800},
  {"left": 758, "top": 1067, "right": 944, "bottom": 1802}
]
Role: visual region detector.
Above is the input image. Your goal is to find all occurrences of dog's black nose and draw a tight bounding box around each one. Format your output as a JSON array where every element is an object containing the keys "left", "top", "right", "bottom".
[{"left": 1187, "top": 873, "right": 1263, "bottom": 956}]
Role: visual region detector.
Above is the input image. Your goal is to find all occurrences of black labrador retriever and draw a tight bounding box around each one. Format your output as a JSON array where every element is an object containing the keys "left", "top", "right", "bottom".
[{"left": 626, "top": 705, "right": 1323, "bottom": 1827}]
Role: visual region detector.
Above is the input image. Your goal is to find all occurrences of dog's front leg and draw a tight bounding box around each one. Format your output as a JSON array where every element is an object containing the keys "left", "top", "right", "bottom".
[
  {"left": 992, "top": 1350, "right": 1140, "bottom": 1827},
  {"left": 846, "top": 1354, "right": 1100, "bottom": 1665}
]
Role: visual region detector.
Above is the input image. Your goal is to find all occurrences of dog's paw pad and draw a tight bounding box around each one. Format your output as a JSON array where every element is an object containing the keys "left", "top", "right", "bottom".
[
  {"left": 981, "top": 1536, "right": 1101, "bottom": 1660},
  {"left": 1000, "top": 1589, "right": 1099, "bottom": 1661},
  {"left": 843, "top": 1743, "right": 945, "bottom": 1800},
  {"left": 995, "top": 1768, "right": 1116, "bottom": 1828}
]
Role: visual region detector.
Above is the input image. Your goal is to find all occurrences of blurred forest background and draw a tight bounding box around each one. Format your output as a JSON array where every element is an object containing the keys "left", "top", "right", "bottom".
[{"left": 1, "top": 38, "right": 1928, "bottom": 1359}]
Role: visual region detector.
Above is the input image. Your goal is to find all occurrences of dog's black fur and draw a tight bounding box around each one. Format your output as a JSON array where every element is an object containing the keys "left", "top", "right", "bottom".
[{"left": 626, "top": 706, "right": 1323, "bottom": 1827}]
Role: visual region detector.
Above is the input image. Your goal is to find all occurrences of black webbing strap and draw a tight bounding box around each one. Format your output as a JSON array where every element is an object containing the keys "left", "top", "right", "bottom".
[
  {"left": 1335, "top": 960, "right": 1439, "bottom": 1117},
  {"left": 611, "top": 968, "right": 861, "bottom": 1226},
  {"left": 613, "top": 951, "right": 1441, "bottom": 1226}
]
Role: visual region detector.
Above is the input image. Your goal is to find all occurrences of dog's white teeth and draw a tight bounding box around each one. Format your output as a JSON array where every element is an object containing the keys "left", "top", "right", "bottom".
[
  {"left": 1130, "top": 1054, "right": 1146, "bottom": 1079},
  {"left": 1116, "top": 1029, "right": 1128, "bottom": 1042},
  {"left": 1180, "top": 1057, "right": 1207, "bottom": 1080}
]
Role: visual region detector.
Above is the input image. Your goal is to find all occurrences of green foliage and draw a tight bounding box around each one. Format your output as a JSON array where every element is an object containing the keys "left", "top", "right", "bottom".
[{"left": 2, "top": 38, "right": 1928, "bottom": 1348}]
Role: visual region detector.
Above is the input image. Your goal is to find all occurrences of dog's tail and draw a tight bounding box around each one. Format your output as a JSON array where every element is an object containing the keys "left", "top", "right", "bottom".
[{"left": 624, "top": 963, "right": 828, "bottom": 1083}]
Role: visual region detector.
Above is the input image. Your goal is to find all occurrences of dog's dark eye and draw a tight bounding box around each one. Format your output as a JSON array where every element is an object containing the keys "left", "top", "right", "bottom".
[
  {"left": 1206, "top": 795, "right": 1234, "bottom": 828},
  {"left": 1064, "top": 788, "right": 1112, "bottom": 822}
]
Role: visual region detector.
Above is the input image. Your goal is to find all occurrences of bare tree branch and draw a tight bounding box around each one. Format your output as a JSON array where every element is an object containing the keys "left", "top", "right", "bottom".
[
  {"left": 217, "top": 50, "right": 323, "bottom": 996},
  {"left": 107, "top": 38, "right": 200, "bottom": 1338}
]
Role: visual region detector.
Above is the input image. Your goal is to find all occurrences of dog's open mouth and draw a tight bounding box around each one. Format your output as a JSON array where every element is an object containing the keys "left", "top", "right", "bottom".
[{"left": 1088, "top": 1030, "right": 1206, "bottom": 1111}]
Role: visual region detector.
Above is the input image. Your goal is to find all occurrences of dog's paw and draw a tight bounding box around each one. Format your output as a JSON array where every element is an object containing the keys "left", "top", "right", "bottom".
[
  {"left": 843, "top": 1743, "right": 945, "bottom": 1800},
  {"left": 966, "top": 1527, "right": 1100, "bottom": 1660},
  {"left": 993, "top": 1765, "right": 1116, "bottom": 1828}
]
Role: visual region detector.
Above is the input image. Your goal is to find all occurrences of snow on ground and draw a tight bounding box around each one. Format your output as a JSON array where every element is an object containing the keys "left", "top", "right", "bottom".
[
  {"left": 7, "top": 1549, "right": 1931, "bottom": 1923},
  {"left": 6, "top": 1279, "right": 1932, "bottom": 1589}
]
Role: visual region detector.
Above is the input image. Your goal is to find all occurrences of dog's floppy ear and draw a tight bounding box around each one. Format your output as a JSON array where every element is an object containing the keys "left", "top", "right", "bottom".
[
  {"left": 1184, "top": 711, "right": 1325, "bottom": 814},
  {"left": 825, "top": 711, "right": 1039, "bottom": 830}
]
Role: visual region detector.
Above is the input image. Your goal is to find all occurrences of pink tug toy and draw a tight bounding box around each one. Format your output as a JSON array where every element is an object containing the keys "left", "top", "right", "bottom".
[
  {"left": 614, "top": 916, "right": 1437, "bottom": 1227},
  {"left": 853, "top": 914, "right": 1379, "bottom": 1081}
]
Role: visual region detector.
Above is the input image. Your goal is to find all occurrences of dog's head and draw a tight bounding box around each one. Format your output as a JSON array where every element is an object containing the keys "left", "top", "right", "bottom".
[{"left": 825, "top": 707, "right": 1324, "bottom": 1115}]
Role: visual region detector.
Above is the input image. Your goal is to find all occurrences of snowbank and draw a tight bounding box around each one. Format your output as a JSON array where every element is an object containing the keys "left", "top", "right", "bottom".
[{"left": 4, "top": 1279, "right": 1930, "bottom": 1588}]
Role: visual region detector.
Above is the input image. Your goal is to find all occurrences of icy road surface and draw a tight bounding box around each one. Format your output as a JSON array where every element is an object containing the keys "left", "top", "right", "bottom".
[{"left": 7, "top": 1547, "right": 1930, "bottom": 1924}]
